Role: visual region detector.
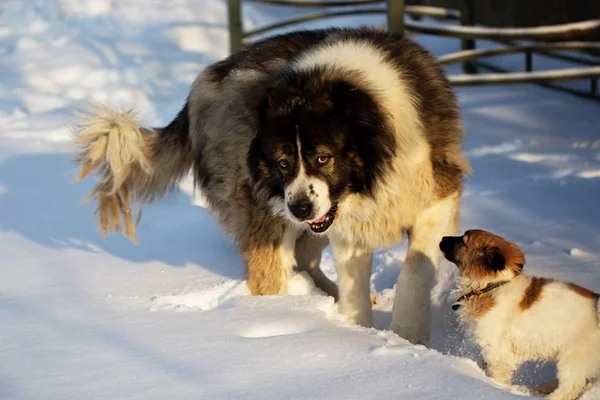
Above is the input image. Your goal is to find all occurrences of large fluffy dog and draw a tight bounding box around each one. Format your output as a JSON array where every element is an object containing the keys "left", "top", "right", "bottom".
[{"left": 72, "top": 28, "right": 469, "bottom": 344}]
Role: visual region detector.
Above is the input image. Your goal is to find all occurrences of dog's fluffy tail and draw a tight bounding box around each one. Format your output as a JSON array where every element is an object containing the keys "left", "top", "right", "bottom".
[{"left": 71, "top": 102, "right": 193, "bottom": 242}]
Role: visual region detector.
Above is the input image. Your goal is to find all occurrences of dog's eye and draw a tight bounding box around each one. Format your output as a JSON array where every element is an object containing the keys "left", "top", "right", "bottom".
[
  {"left": 316, "top": 156, "right": 330, "bottom": 165},
  {"left": 278, "top": 160, "right": 288, "bottom": 169}
]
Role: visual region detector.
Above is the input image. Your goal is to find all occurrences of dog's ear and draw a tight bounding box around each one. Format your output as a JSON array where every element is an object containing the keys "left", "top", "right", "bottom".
[
  {"left": 485, "top": 246, "right": 506, "bottom": 272},
  {"left": 248, "top": 99, "right": 272, "bottom": 186},
  {"left": 330, "top": 80, "right": 396, "bottom": 195},
  {"left": 330, "top": 81, "right": 377, "bottom": 123},
  {"left": 247, "top": 133, "right": 267, "bottom": 185},
  {"left": 497, "top": 241, "right": 526, "bottom": 273}
]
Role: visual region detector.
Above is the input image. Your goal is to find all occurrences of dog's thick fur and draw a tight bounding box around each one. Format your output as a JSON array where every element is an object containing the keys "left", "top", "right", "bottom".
[
  {"left": 72, "top": 28, "right": 469, "bottom": 344},
  {"left": 440, "top": 230, "right": 600, "bottom": 400}
]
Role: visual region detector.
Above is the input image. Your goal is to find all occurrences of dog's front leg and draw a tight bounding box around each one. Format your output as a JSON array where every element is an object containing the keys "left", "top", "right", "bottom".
[
  {"left": 295, "top": 232, "right": 339, "bottom": 300},
  {"left": 390, "top": 193, "right": 460, "bottom": 344},
  {"left": 242, "top": 227, "right": 297, "bottom": 295},
  {"left": 548, "top": 356, "right": 592, "bottom": 400},
  {"left": 330, "top": 236, "right": 373, "bottom": 327}
]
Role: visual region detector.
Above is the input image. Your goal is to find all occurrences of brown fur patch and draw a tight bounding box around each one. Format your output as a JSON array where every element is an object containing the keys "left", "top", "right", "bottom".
[
  {"left": 237, "top": 206, "right": 291, "bottom": 296},
  {"left": 432, "top": 157, "right": 467, "bottom": 199},
  {"left": 459, "top": 230, "right": 526, "bottom": 280},
  {"left": 461, "top": 261, "right": 494, "bottom": 281},
  {"left": 535, "top": 380, "right": 558, "bottom": 395},
  {"left": 566, "top": 282, "right": 599, "bottom": 300},
  {"left": 243, "top": 242, "right": 287, "bottom": 296},
  {"left": 519, "top": 277, "right": 553, "bottom": 311},
  {"left": 463, "top": 291, "right": 496, "bottom": 320},
  {"left": 496, "top": 241, "right": 526, "bottom": 274}
]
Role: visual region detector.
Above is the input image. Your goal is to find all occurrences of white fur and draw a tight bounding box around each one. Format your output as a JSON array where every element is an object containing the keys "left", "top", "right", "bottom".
[
  {"left": 72, "top": 104, "right": 152, "bottom": 190},
  {"left": 284, "top": 134, "right": 332, "bottom": 224},
  {"left": 269, "top": 197, "right": 286, "bottom": 218},
  {"left": 390, "top": 193, "right": 460, "bottom": 344},
  {"left": 304, "top": 177, "right": 330, "bottom": 223},
  {"left": 329, "top": 235, "right": 373, "bottom": 327},
  {"left": 458, "top": 274, "right": 600, "bottom": 400}
]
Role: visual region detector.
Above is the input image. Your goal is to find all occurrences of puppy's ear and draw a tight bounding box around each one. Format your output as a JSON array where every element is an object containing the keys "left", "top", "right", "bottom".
[
  {"left": 485, "top": 247, "right": 506, "bottom": 272},
  {"left": 497, "top": 241, "right": 526, "bottom": 273}
]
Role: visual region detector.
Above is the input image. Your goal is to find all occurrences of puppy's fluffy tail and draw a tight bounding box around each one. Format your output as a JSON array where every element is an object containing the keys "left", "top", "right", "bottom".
[{"left": 71, "top": 102, "right": 193, "bottom": 242}]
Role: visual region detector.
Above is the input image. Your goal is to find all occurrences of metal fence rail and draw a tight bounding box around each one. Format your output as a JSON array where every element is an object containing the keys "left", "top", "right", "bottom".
[
  {"left": 406, "top": 19, "right": 600, "bottom": 41},
  {"left": 245, "top": 8, "right": 385, "bottom": 38},
  {"left": 227, "top": 0, "right": 600, "bottom": 99},
  {"left": 438, "top": 42, "right": 600, "bottom": 65}
]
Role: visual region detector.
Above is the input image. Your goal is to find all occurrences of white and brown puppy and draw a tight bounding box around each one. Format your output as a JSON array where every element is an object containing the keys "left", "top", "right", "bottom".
[{"left": 440, "top": 230, "right": 600, "bottom": 400}]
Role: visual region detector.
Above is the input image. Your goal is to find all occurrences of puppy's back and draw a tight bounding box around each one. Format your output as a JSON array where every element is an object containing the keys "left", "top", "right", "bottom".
[{"left": 505, "top": 277, "right": 600, "bottom": 356}]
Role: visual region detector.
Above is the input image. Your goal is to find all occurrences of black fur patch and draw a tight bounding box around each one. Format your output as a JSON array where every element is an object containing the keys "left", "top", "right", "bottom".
[
  {"left": 485, "top": 247, "right": 507, "bottom": 272},
  {"left": 159, "top": 99, "right": 190, "bottom": 146},
  {"left": 247, "top": 130, "right": 285, "bottom": 200},
  {"left": 210, "top": 30, "right": 329, "bottom": 82}
]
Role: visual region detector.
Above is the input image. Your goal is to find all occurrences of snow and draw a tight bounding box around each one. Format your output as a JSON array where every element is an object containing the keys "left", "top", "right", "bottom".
[{"left": 0, "top": 1, "right": 599, "bottom": 399}]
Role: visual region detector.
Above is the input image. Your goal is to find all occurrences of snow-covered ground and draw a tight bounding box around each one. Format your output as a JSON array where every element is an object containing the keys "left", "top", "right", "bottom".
[{"left": 1, "top": 1, "right": 599, "bottom": 399}]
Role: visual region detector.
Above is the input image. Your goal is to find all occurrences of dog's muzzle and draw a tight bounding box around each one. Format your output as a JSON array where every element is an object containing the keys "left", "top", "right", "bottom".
[
  {"left": 439, "top": 236, "right": 459, "bottom": 263},
  {"left": 307, "top": 205, "right": 337, "bottom": 233},
  {"left": 288, "top": 196, "right": 313, "bottom": 220}
]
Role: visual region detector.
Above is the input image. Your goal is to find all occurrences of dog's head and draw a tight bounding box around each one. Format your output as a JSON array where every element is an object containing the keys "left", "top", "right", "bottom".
[
  {"left": 248, "top": 69, "right": 395, "bottom": 233},
  {"left": 439, "top": 230, "right": 525, "bottom": 282}
]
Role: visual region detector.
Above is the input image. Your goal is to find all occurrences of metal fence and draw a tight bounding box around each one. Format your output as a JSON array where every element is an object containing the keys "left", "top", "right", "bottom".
[{"left": 227, "top": 0, "right": 600, "bottom": 100}]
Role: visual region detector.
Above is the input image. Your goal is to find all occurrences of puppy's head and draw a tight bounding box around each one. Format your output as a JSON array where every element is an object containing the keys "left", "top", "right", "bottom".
[{"left": 439, "top": 230, "right": 525, "bottom": 282}]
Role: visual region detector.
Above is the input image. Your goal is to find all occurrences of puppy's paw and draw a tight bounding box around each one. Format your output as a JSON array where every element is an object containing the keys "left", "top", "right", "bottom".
[{"left": 535, "top": 380, "right": 558, "bottom": 395}]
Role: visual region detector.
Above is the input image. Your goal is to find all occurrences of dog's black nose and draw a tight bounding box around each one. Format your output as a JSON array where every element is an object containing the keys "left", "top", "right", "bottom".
[
  {"left": 439, "top": 236, "right": 459, "bottom": 263},
  {"left": 289, "top": 197, "right": 313, "bottom": 220},
  {"left": 439, "top": 236, "right": 453, "bottom": 252}
]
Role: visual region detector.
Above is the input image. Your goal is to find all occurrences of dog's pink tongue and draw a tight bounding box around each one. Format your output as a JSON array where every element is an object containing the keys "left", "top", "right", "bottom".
[{"left": 310, "top": 214, "right": 327, "bottom": 224}]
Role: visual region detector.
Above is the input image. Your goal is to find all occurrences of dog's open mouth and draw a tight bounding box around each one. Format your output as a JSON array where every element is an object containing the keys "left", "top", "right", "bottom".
[{"left": 308, "top": 206, "right": 337, "bottom": 233}]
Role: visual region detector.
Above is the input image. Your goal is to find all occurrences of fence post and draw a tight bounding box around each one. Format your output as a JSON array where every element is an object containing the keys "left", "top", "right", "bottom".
[
  {"left": 228, "top": 0, "right": 243, "bottom": 54},
  {"left": 525, "top": 50, "right": 533, "bottom": 72},
  {"left": 387, "top": 0, "right": 405, "bottom": 36},
  {"left": 460, "top": 0, "right": 476, "bottom": 73}
]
